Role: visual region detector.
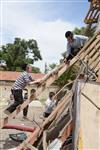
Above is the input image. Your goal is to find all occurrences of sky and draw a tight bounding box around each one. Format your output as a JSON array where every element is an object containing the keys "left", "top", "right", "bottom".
[{"left": 0, "top": 0, "right": 89, "bottom": 72}]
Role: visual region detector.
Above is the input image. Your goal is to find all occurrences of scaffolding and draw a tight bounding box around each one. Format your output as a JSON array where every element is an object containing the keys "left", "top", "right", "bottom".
[{"left": 84, "top": 0, "right": 100, "bottom": 24}]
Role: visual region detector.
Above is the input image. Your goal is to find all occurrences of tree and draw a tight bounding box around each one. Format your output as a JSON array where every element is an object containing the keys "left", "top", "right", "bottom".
[
  {"left": 0, "top": 38, "right": 42, "bottom": 71},
  {"left": 49, "top": 63, "right": 56, "bottom": 70},
  {"left": 73, "top": 25, "right": 96, "bottom": 38},
  {"left": 55, "top": 65, "right": 78, "bottom": 88},
  {"left": 49, "top": 62, "right": 78, "bottom": 88},
  {"left": 32, "top": 66, "right": 41, "bottom": 73}
]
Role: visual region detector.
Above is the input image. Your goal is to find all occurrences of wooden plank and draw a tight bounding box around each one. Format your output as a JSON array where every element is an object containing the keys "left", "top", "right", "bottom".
[
  {"left": 0, "top": 63, "right": 68, "bottom": 128},
  {"left": 54, "top": 99, "right": 70, "bottom": 121},
  {"left": 16, "top": 31, "right": 100, "bottom": 149},
  {"left": 48, "top": 95, "right": 71, "bottom": 130},
  {"left": 94, "top": 62, "right": 100, "bottom": 72},
  {"left": 17, "top": 127, "right": 41, "bottom": 150},
  {"left": 84, "top": 5, "right": 92, "bottom": 23},
  {"left": 59, "top": 121, "right": 73, "bottom": 143},
  {"left": 79, "top": 31, "right": 100, "bottom": 56},
  {"left": 90, "top": 58, "right": 100, "bottom": 70},
  {"left": 17, "top": 92, "right": 72, "bottom": 150},
  {"left": 84, "top": 1, "right": 100, "bottom": 24},
  {"left": 81, "top": 35, "right": 100, "bottom": 59},
  {"left": 78, "top": 37, "right": 99, "bottom": 63},
  {"left": 43, "top": 93, "right": 72, "bottom": 128},
  {"left": 1, "top": 30, "right": 100, "bottom": 150},
  {"left": 0, "top": 42, "right": 85, "bottom": 130},
  {"left": 85, "top": 42, "right": 100, "bottom": 60},
  {"left": 88, "top": 51, "right": 100, "bottom": 65},
  {"left": 0, "top": 49, "right": 79, "bottom": 129},
  {"left": 96, "top": 70, "right": 100, "bottom": 81},
  {"left": 25, "top": 143, "right": 38, "bottom": 150},
  {"left": 43, "top": 130, "right": 48, "bottom": 150}
]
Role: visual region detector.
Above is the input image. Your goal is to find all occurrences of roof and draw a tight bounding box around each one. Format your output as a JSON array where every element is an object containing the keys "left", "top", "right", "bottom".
[{"left": 0, "top": 71, "right": 45, "bottom": 81}]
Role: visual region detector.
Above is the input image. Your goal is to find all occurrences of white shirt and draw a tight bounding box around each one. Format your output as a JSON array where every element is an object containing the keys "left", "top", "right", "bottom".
[
  {"left": 45, "top": 98, "right": 56, "bottom": 114},
  {"left": 45, "top": 98, "right": 52, "bottom": 107},
  {"left": 66, "top": 35, "right": 89, "bottom": 57},
  {"left": 8, "top": 99, "right": 14, "bottom": 107}
]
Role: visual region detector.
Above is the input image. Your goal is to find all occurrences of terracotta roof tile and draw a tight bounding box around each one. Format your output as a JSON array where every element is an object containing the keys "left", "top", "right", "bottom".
[{"left": 0, "top": 71, "right": 45, "bottom": 81}]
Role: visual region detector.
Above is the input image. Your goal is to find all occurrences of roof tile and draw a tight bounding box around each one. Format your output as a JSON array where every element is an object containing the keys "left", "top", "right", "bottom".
[{"left": 0, "top": 71, "right": 45, "bottom": 81}]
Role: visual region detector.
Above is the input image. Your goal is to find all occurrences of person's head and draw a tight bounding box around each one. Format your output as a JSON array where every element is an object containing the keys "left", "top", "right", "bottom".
[
  {"left": 21, "top": 64, "right": 32, "bottom": 73},
  {"left": 10, "top": 94, "right": 14, "bottom": 100},
  {"left": 24, "top": 92, "right": 28, "bottom": 99},
  {"left": 49, "top": 92, "right": 55, "bottom": 100},
  {"left": 65, "top": 31, "right": 74, "bottom": 43}
]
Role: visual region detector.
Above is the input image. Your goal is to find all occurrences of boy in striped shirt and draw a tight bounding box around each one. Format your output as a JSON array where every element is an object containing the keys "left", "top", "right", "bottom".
[{"left": 4, "top": 64, "right": 41, "bottom": 115}]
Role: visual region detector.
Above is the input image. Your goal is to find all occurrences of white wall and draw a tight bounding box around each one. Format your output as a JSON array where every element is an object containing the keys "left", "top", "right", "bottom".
[{"left": 0, "top": 82, "right": 58, "bottom": 103}]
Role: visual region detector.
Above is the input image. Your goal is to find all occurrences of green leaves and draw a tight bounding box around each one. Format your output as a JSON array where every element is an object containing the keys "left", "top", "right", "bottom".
[
  {"left": 73, "top": 25, "right": 96, "bottom": 38},
  {"left": 0, "top": 38, "right": 42, "bottom": 72},
  {"left": 55, "top": 65, "right": 78, "bottom": 87}
]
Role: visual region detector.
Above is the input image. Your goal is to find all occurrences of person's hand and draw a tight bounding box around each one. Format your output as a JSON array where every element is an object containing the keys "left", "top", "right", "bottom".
[
  {"left": 64, "top": 58, "right": 70, "bottom": 65},
  {"left": 64, "top": 58, "right": 67, "bottom": 64},
  {"left": 29, "top": 79, "right": 43, "bottom": 85}
]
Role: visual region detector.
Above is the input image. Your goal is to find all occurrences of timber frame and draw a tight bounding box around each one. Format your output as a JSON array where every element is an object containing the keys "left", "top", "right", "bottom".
[
  {"left": 84, "top": 0, "right": 100, "bottom": 24},
  {"left": 1, "top": 30, "right": 99, "bottom": 150},
  {"left": 0, "top": 2, "right": 100, "bottom": 148}
]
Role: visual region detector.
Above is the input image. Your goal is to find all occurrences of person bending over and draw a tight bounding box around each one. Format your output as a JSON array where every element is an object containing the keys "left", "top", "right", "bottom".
[
  {"left": 4, "top": 63, "right": 41, "bottom": 115},
  {"left": 65, "top": 31, "right": 88, "bottom": 63}
]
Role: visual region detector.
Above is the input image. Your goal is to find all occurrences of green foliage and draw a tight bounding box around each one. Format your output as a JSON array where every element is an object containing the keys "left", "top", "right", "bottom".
[
  {"left": 32, "top": 66, "right": 41, "bottom": 73},
  {"left": 49, "top": 63, "right": 57, "bottom": 70},
  {"left": 0, "top": 38, "right": 42, "bottom": 71},
  {"left": 73, "top": 27, "right": 86, "bottom": 35},
  {"left": 73, "top": 25, "right": 96, "bottom": 38},
  {"left": 56, "top": 66, "right": 78, "bottom": 87},
  {"left": 49, "top": 62, "right": 78, "bottom": 87}
]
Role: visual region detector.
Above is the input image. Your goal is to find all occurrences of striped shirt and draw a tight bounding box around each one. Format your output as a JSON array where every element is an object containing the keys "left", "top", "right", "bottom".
[{"left": 12, "top": 71, "right": 34, "bottom": 90}]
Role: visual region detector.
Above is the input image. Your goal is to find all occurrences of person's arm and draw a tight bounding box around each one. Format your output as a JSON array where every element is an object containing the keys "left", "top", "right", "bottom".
[
  {"left": 29, "top": 75, "right": 34, "bottom": 81},
  {"left": 23, "top": 73, "right": 33, "bottom": 82},
  {"left": 66, "top": 43, "right": 72, "bottom": 58},
  {"left": 29, "top": 79, "right": 43, "bottom": 85},
  {"left": 64, "top": 43, "right": 72, "bottom": 63},
  {"left": 23, "top": 73, "right": 36, "bottom": 85}
]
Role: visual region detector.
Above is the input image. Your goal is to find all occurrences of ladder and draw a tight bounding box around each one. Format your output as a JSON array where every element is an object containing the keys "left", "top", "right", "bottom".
[{"left": 1, "top": 30, "right": 100, "bottom": 150}]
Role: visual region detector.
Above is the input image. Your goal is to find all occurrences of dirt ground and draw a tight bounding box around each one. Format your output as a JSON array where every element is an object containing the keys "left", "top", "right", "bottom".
[{"left": 0, "top": 102, "right": 44, "bottom": 150}]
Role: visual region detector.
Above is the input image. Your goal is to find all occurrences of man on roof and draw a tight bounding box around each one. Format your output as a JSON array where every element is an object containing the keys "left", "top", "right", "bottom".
[{"left": 65, "top": 31, "right": 89, "bottom": 63}]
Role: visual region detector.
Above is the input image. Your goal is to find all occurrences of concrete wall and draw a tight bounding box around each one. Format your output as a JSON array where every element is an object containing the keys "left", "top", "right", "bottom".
[{"left": 0, "top": 81, "right": 58, "bottom": 103}]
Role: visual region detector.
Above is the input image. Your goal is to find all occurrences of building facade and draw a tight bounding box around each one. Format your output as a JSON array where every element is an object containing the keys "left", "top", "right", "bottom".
[{"left": 0, "top": 71, "right": 58, "bottom": 103}]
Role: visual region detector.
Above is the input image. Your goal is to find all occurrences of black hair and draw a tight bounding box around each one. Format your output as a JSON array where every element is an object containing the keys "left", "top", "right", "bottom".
[
  {"left": 65, "top": 31, "right": 73, "bottom": 38},
  {"left": 49, "top": 92, "right": 55, "bottom": 99},
  {"left": 24, "top": 92, "right": 28, "bottom": 95},
  {"left": 21, "top": 63, "right": 28, "bottom": 71}
]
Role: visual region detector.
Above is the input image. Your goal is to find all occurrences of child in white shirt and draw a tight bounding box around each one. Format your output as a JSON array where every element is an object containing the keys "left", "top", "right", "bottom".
[{"left": 44, "top": 92, "right": 57, "bottom": 118}]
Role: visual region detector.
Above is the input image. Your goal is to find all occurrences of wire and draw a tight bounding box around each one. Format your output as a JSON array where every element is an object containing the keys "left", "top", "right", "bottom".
[{"left": 81, "top": 92, "right": 100, "bottom": 110}]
